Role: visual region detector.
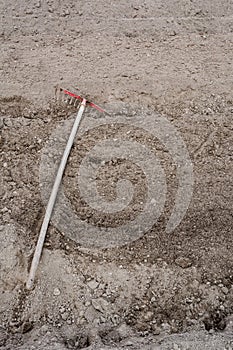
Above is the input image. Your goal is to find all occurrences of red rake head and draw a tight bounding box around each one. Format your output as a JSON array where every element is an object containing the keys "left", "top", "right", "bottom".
[{"left": 56, "top": 86, "right": 106, "bottom": 113}]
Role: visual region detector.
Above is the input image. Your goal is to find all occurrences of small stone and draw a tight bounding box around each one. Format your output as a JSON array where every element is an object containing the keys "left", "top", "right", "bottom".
[
  {"left": 170, "top": 30, "right": 177, "bottom": 36},
  {"left": 92, "top": 297, "right": 109, "bottom": 313},
  {"left": 173, "top": 344, "right": 180, "bottom": 350},
  {"left": 99, "top": 316, "right": 106, "bottom": 323},
  {"left": 161, "top": 322, "right": 171, "bottom": 333},
  {"left": 79, "top": 310, "right": 84, "bottom": 317},
  {"left": 0, "top": 117, "right": 4, "bottom": 128},
  {"left": 117, "top": 323, "right": 133, "bottom": 338},
  {"left": 222, "top": 287, "right": 229, "bottom": 295},
  {"left": 53, "top": 288, "right": 61, "bottom": 296},
  {"left": 175, "top": 257, "right": 192, "bottom": 268},
  {"left": 111, "top": 314, "right": 120, "bottom": 325},
  {"left": 124, "top": 340, "right": 134, "bottom": 346},
  {"left": 65, "top": 9, "right": 70, "bottom": 15},
  {"left": 21, "top": 321, "right": 33, "bottom": 334},
  {"left": 152, "top": 324, "right": 161, "bottom": 335},
  {"left": 87, "top": 280, "right": 99, "bottom": 290},
  {"left": 218, "top": 318, "right": 226, "bottom": 331},
  {"left": 143, "top": 311, "right": 154, "bottom": 321},
  {"left": 1, "top": 207, "right": 8, "bottom": 213},
  {"left": 4, "top": 118, "right": 13, "bottom": 127},
  {"left": 84, "top": 306, "right": 97, "bottom": 322},
  {"left": 61, "top": 312, "right": 69, "bottom": 321}
]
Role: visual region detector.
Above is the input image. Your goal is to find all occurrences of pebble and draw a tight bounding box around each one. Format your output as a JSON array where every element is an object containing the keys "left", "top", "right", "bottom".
[
  {"left": 3, "top": 118, "right": 13, "bottom": 127},
  {"left": 99, "top": 316, "right": 106, "bottom": 323},
  {"left": 222, "top": 287, "right": 229, "bottom": 295},
  {"left": 53, "top": 288, "right": 61, "bottom": 296},
  {"left": 173, "top": 344, "right": 181, "bottom": 350},
  {"left": 1, "top": 207, "right": 9, "bottom": 213},
  {"left": 152, "top": 324, "right": 161, "bottom": 335},
  {"left": 161, "top": 322, "right": 171, "bottom": 333},
  {"left": 92, "top": 297, "right": 109, "bottom": 313},
  {"left": 87, "top": 280, "right": 99, "bottom": 290},
  {"left": 124, "top": 340, "right": 134, "bottom": 346},
  {"left": 0, "top": 117, "right": 4, "bottom": 128},
  {"left": 61, "top": 312, "right": 69, "bottom": 321},
  {"left": 144, "top": 311, "right": 154, "bottom": 321},
  {"left": 175, "top": 257, "right": 192, "bottom": 268}
]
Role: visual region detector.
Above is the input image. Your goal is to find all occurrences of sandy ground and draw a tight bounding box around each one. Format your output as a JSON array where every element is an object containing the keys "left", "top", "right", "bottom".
[{"left": 0, "top": 0, "right": 233, "bottom": 349}]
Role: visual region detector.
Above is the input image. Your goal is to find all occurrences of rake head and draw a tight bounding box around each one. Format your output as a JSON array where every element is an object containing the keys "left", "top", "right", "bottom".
[{"left": 55, "top": 86, "right": 106, "bottom": 113}]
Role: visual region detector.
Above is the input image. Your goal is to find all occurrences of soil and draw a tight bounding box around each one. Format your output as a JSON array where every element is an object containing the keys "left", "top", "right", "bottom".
[{"left": 0, "top": 0, "right": 233, "bottom": 349}]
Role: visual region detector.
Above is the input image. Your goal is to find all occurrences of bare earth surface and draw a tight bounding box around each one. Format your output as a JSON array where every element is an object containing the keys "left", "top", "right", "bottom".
[{"left": 0, "top": 1, "right": 233, "bottom": 349}]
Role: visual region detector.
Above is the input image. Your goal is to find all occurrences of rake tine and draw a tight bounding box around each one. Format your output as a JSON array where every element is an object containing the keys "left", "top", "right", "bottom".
[
  {"left": 73, "top": 98, "right": 78, "bottom": 107},
  {"left": 70, "top": 97, "right": 75, "bottom": 105},
  {"left": 65, "top": 96, "right": 70, "bottom": 104},
  {"left": 56, "top": 87, "right": 63, "bottom": 103},
  {"left": 60, "top": 88, "right": 64, "bottom": 102},
  {"left": 57, "top": 88, "right": 64, "bottom": 105}
]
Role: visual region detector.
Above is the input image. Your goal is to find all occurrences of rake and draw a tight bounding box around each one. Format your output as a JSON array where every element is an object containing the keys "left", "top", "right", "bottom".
[{"left": 26, "top": 87, "right": 105, "bottom": 290}]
